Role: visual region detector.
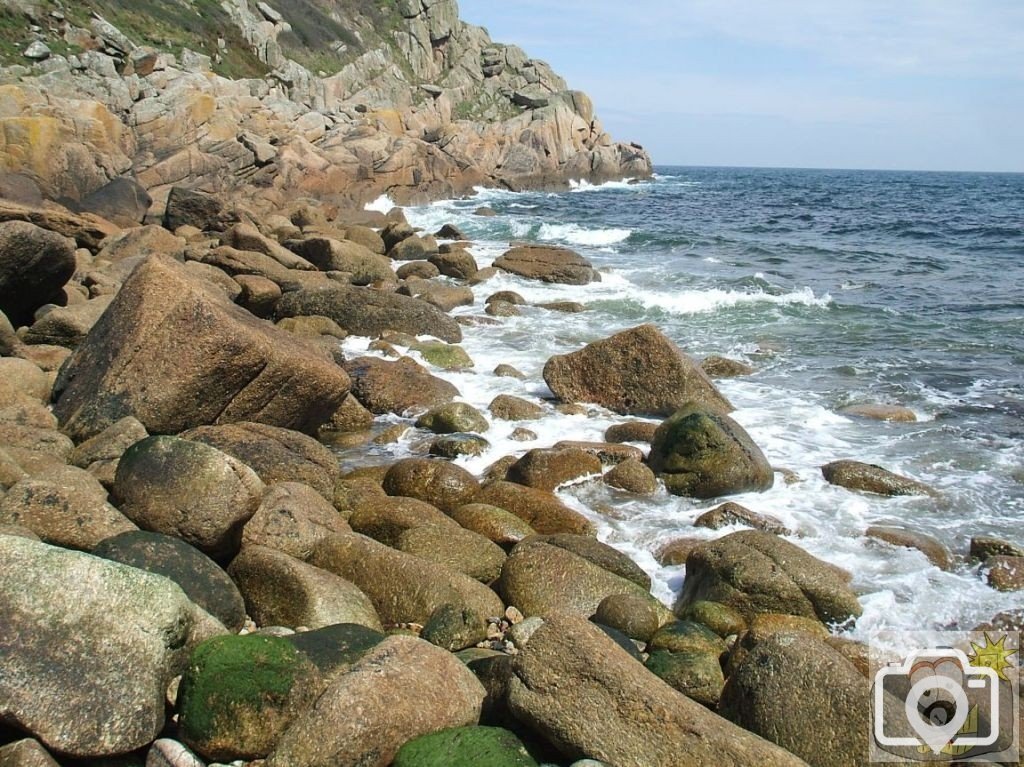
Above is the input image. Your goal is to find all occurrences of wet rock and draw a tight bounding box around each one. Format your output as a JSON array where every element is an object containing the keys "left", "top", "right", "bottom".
[
  {"left": 410, "top": 339, "right": 475, "bottom": 370},
  {"left": 0, "top": 465, "right": 136, "bottom": 550},
  {"left": 506, "top": 447, "right": 602, "bottom": 491},
  {"left": 970, "top": 535, "right": 1024, "bottom": 561},
  {"left": 538, "top": 300, "right": 585, "bottom": 313},
  {"left": 594, "top": 593, "right": 667, "bottom": 641},
  {"left": 276, "top": 284, "right": 462, "bottom": 342},
  {"left": 473, "top": 481, "right": 595, "bottom": 535},
  {"left": 431, "top": 433, "right": 491, "bottom": 458},
  {"left": 507, "top": 614, "right": 808, "bottom": 766},
  {"left": 603, "top": 458, "right": 658, "bottom": 494},
  {"left": 486, "top": 299, "right": 520, "bottom": 317},
  {"left": 493, "top": 363, "right": 526, "bottom": 379},
  {"left": 177, "top": 634, "right": 318, "bottom": 762},
  {"left": 0, "top": 536, "right": 213, "bottom": 758},
  {"left": 489, "top": 394, "right": 544, "bottom": 420},
  {"left": 93, "top": 530, "right": 246, "bottom": 631},
  {"left": 553, "top": 440, "right": 645, "bottom": 465},
  {"left": 397, "top": 524, "right": 508, "bottom": 583},
  {"left": 399, "top": 281, "right": 474, "bottom": 312},
  {"left": 182, "top": 422, "right": 341, "bottom": 499},
  {"left": 675, "top": 531, "right": 862, "bottom": 625},
  {"left": 266, "top": 636, "right": 485, "bottom": 767},
  {"left": 429, "top": 248, "right": 478, "bottom": 280},
  {"left": 510, "top": 427, "right": 537, "bottom": 442},
  {"left": 821, "top": 459, "right": 935, "bottom": 496},
  {"left": 311, "top": 532, "right": 504, "bottom": 625},
  {"left": 242, "top": 481, "right": 349, "bottom": 559},
  {"left": 700, "top": 355, "right": 754, "bottom": 378},
  {"left": 52, "top": 256, "right": 349, "bottom": 441},
  {"left": 392, "top": 726, "right": 538, "bottom": 767},
  {"left": 839, "top": 403, "right": 917, "bottom": 422},
  {"left": 0, "top": 221, "right": 77, "bottom": 326},
  {"left": 494, "top": 244, "right": 597, "bottom": 285},
  {"left": 986, "top": 556, "right": 1024, "bottom": 591},
  {"left": 349, "top": 495, "right": 460, "bottom": 546},
  {"left": 676, "top": 600, "right": 746, "bottom": 637},
  {"left": 449, "top": 503, "right": 536, "bottom": 546},
  {"left": 648, "top": 620, "right": 729, "bottom": 656},
  {"left": 694, "top": 501, "right": 790, "bottom": 535},
  {"left": 113, "top": 436, "right": 264, "bottom": 559},
  {"left": 344, "top": 356, "right": 459, "bottom": 415},
  {"left": 645, "top": 649, "right": 725, "bottom": 708},
  {"left": 648, "top": 403, "right": 774, "bottom": 498},
  {"left": 543, "top": 325, "right": 732, "bottom": 417},
  {"left": 383, "top": 457, "right": 480, "bottom": 513},
  {"left": 285, "top": 622, "right": 386, "bottom": 678},
  {"left": 865, "top": 525, "right": 954, "bottom": 570},
  {"left": 416, "top": 402, "right": 489, "bottom": 434},
  {"left": 421, "top": 605, "right": 490, "bottom": 652},
  {"left": 228, "top": 545, "right": 382, "bottom": 631},
  {"left": 719, "top": 631, "right": 869, "bottom": 767}
]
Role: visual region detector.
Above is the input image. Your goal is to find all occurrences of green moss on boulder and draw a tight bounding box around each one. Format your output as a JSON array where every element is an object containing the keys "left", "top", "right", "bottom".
[{"left": 393, "top": 726, "right": 539, "bottom": 767}]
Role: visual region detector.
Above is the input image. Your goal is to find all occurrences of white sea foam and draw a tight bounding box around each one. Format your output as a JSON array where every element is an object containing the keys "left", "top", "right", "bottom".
[
  {"left": 568, "top": 178, "right": 643, "bottom": 192},
  {"left": 537, "top": 223, "right": 632, "bottom": 247},
  {"left": 629, "top": 285, "right": 833, "bottom": 315},
  {"left": 364, "top": 194, "right": 397, "bottom": 213}
]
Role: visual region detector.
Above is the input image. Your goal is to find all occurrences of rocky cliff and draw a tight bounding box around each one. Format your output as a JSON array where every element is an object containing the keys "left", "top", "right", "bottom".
[{"left": 0, "top": 0, "right": 651, "bottom": 217}]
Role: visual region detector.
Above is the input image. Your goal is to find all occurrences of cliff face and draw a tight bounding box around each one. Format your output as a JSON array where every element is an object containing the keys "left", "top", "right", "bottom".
[{"left": 0, "top": 0, "right": 651, "bottom": 213}]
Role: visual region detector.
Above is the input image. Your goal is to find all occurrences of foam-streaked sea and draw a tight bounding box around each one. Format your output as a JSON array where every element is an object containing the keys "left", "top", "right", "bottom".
[{"left": 353, "top": 166, "right": 1024, "bottom": 640}]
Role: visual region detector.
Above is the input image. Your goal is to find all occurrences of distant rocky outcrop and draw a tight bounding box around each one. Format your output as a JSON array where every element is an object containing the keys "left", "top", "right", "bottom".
[{"left": 0, "top": 0, "right": 651, "bottom": 218}]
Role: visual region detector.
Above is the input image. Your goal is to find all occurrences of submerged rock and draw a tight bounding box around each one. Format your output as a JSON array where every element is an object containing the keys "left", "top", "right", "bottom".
[{"left": 821, "top": 459, "right": 935, "bottom": 496}]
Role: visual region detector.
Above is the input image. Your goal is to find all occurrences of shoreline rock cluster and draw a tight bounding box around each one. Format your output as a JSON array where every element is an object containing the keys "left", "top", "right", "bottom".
[{"left": 1, "top": 188, "right": 1021, "bottom": 767}]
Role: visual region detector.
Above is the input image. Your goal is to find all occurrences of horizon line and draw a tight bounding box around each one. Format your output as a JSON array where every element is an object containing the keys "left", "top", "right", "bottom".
[{"left": 650, "top": 162, "right": 1024, "bottom": 175}]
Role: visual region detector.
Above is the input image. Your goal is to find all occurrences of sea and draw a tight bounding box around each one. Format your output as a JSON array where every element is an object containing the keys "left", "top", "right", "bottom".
[{"left": 352, "top": 166, "right": 1024, "bottom": 640}]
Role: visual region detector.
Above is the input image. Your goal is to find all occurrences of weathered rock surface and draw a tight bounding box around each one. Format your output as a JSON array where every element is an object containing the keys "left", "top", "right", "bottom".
[
  {"left": 648, "top": 403, "right": 774, "bottom": 498},
  {"left": 821, "top": 460, "right": 935, "bottom": 497},
  {"left": 0, "top": 536, "right": 214, "bottom": 758},
  {"left": 349, "top": 494, "right": 460, "bottom": 546},
  {"left": 865, "top": 525, "right": 954, "bottom": 571},
  {"left": 493, "top": 245, "right": 597, "bottom": 285},
  {"left": 242, "top": 481, "right": 350, "bottom": 560},
  {"left": 393, "top": 726, "right": 538, "bottom": 767},
  {"left": 694, "top": 501, "right": 790, "bottom": 535},
  {"left": 506, "top": 447, "right": 602, "bottom": 491},
  {"left": 344, "top": 356, "right": 459, "bottom": 415},
  {"left": 267, "top": 636, "right": 486, "bottom": 767},
  {"left": 416, "top": 402, "right": 489, "bottom": 434},
  {"left": 52, "top": 256, "right": 349, "bottom": 441},
  {"left": 383, "top": 457, "right": 480, "bottom": 513},
  {"left": 507, "top": 613, "right": 809, "bottom": 766},
  {"left": 543, "top": 325, "right": 732, "bottom": 417},
  {"left": 473, "top": 481, "right": 595, "bottom": 536},
  {"left": 675, "top": 531, "right": 862, "bottom": 626},
  {"left": 0, "top": 739, "right": 60, "bottom": 767},
  {"left": 0, "top": 221, "right": 77, "bottom": 326}
]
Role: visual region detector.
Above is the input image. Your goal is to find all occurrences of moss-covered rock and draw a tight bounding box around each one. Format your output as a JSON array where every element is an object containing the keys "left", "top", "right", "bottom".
[
  {"left": 645, "top": 649, "right": 725, "bottom": 708},
  {"left": 421, "top": 604, "right": 489, "bottom": 652},
  {"left": 393, "top": 726, "right": 539, "bottom": 767},
  {"left": 648, "top": 620, "right": 728, "bottom": 657},
  {"left": 286, "top": 623, "right": 386, "bottom": 678},
  {"left": 397, "top": 523, "right": 508, "bottom": 583},
  {"left": 411, "top": 340, "right": 475, "bottom": 370},
  {"left": 449, "top": 503, "right": 536, "bottom": 546},
  {"left": 416, "top": 402, "right": 489, "bottom": 434},
  {"left": 177, "top": 634, "right": 318, "bottom": 762},
  {"left": 431, "top": 433, "right": 491, "bottom": 458},
  {"left": 677, "top": 600, "right": 746, "bottom": 637}
]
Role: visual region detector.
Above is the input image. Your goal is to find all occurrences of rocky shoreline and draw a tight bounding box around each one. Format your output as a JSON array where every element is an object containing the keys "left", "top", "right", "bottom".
[{"left": 1, "top": 186, "right": 1022, "bottom": 767}]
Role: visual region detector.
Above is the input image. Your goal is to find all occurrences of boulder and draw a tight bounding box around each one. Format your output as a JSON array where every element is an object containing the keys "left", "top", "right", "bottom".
[
  {"left": 429, "top": 249, "right": 479, "bottom": 280},
  {"left": 0, "top": 465, "right": 136, "bottom": 550},
  {"left": 228, "top": 545, "right": 382, "bottom": 631},
  {"left": 145, "top": 739, "right": 205, "bottom": 767},
  {"left": 0, "top": 221, "right": 77, "bottom": 325},
  {"left": 473, "top": 481, "right": 595, "bottom": 536},
  {"left": 393, "top": 726, "right": 538, "bottom": 767},
  {"left": 0, "top": 308, "right": 17, "bottom": 355},
  {"left": 971, "top": 535, "right": 1024, "bottom": 561},
  {"left": 389, "top": 234, "right": 439, "bottom": 261},
  {"left": 648, "top": 620, "right": 729, "bottom": 655},
  {"left": 284, "top": 622, "right": 386, "bottom": 678},
  {"left": 266, "top": 636, "right": 485, "bottom": 767},
  {"left": 506, "top": 447, "right": 602, "bottom": 491},
  {"left": 719, "top": 632, "right": 869, "bottom": 767},
  {"left": 242, "top": 482, "right": 350, "bottom": 560},
  {"left": 821, "top": 460, "right": 935, "bottom": 496},
  {"left": 838, "top": 403, "right": 917, "bottom": 422},
  {"left": 177, "top": 634, "right": 318, "bottom": 762},
  {"left": 93, "top": 530, "right": 245, "bottom": 631},
  {"left": 343, "top": 225, "right": 386, "bottom": 254},
  {"left": 605, "top": 420, "right": 659, "bottom": 443},
  {"left": 344, "top": 356, "right": 459, "bottom": 415},
  {"left": 493, "top": 245, "right": 597, "bottom": 285},
  {"left": 399, "top": 281, "right": 474, "bottom": 312},
  {"left": 493, "top": 363, "right": 526, "bottom": 379},
  {"left": 396, "top": 524, "right": 508, "bottom": 583},
  {"left": 0, "top": 358, "right": 50, "bottom": 404},
  {"left": 675, "top": 531, "right": 862, "bottom": 625},
  {"left": 594, "top": 593, "right": 668, "bottom": 642},
  {"left": 164, "top": 187, "right": 234, "bottom": 232},
  {"left": 431, "top": 433, "right": 491, "bottom": 458},
  {"left": 77, "top": 178, "right": 152, "bottom": 228},
  {"left": 543, "top": 325, "right": 732, "bottom": 417},
  {"left": 0, "top": 536, "right": 214, "bottom": 758},
  {"left": 535, "top": 533, "right": 651, "bottom": 589},
  {"left": 700, "top": 355, "right": 754, "bottom": 378},
  {"left": 113, "top": 436, "right": 264, "bottom": 560},
  {"left": 276, "top": 284, "right": 462, "bottom": 343},
  {"left": 286, "top": 237, "right": 395, "bottom": 284},
  {"left": 645, "top": 649, "right": 725, "bottom": 708},
  {"left": 410, "top": 339, "right": 475, "bottom": 370},
  {"left": 498, "top": 538, "right": 661, "bottom": 620},
  {"left": 397, "top": 260, "right": 440, "bottom": 279},
  {"left": 182, "top": 422, "right": 341, "bottom": 499},
  {"left": 865, "top": 525, "right": 954, "bottom": 571},
  {"left": 421, "top": 603, "right": 489, "bottom": 652},
  {"left": 95, "top": 225, "right": 186, "bottom": 264},
  {"left": 449, "top": 503, "right": 536, "bottom": 546},
  {"left": 70, "top": 415, "right": 148, "bottom": 470},
  {"left": 987, "top": 556, "right": 1024, "bottom": 591},
  {"left": 349, "top": 495, "right": 460, "bottom": 546},
  {"left": 0, "top": 739, "right": 60, "bottom": 766},
  {"left": 52, "top": 256, "right": 349, "bottom": 441},
  {"left": 320, "top": 393, "right": 374, "bottom": 434},
  {"left": 416, "top": 402, "right": 489, "bottom": 434},
  {"left": 648, "top": 403, "right": 773, "bottom": 498},
  {"left": 694, "top": 501, "right": 790, "bottom": 535},
  {"left": 382, "top": 457, "right": 480, "bottom": 513},
  {"left": 507, "top": 614, "right": 808, "bottom": 766},
  {"left": 603, "top": 458, "right": 658, "bottom": 494},
  {"left": 653, "top": 536, "right": 704, "bottom": 566},
  {"left": 311, "top": 532, "right": 504, "bottom": 625},
  {"left": 489, "top": 394, "right": 545, "bottom": 421},
  {"left": 22, "top": 296, "right": 114, "bottom": 349}
]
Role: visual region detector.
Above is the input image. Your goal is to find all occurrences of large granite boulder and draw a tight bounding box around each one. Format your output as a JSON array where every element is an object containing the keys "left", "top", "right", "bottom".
[
  {"left": 241, "top": 482, "right": 350, "bottom": 560},
  {"left": 284, "top": 237, "right": 395, "bottom": 285},
  {"left": 505, "top": 447, "right": 602, "bottom": 491},
  {"left": 52, "top": 255, "right": 349, "bottom": 441},
  {"left": 0, "top": 536, "right": 218, "bottom": 758},
  {"left": 542, "top": 325, "right": 732, "bottom": 416},
  {"left": 344, "top": 356, "right": 459, "bottom": 415},
  {"left": 675, "top": 531, "right": 863, "bottom": 626},
  {"left": 648, "top": 402, "right": 774, "bottom": 498},
  {"left": 472, "top": 481, "right": 595, "bottom": 535},
  {"left": 382, "top": 457, "right": 480, "bottom": 513},
  {"left": 182, "top": 422, "right": 341, "bottom": 499},
  {"left": 349, "top": 494, "right": 461, "bottom": 546},
  {"left": 267, "top": 635, "right": 486, "bottom": 767},
  {"left": 311, "top": 532, "right": 504, "bottom": 625},
  {"left": 113, "top": 436, "right": 264, "bottom": 560},
  {"left": 493, "top": 245, "right": 597, "bottom": 285},
  {"left": 0, "top": 221, "right": 77, "bottom": 326},
  {"left": 276, "top": 284, "right": 462, "bottom": 342},
  {"left": 507, "top": 613, "right": 808, "bottom": 766}
]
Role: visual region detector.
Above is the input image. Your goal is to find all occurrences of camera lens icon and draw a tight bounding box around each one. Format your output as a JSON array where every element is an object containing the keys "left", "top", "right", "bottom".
[{"left": 874, "top": 648, "right": 1001, "bottom": 755}]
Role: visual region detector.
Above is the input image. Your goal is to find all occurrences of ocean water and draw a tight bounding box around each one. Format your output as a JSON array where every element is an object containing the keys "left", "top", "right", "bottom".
[{"left": 356, "top": 166, "right": 1024, "bottom": 639}]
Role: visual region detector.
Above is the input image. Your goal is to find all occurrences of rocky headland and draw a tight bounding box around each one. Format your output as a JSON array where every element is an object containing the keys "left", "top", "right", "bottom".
[{"left": 1, "top": 2, "right": 1022, "bottom": 767}]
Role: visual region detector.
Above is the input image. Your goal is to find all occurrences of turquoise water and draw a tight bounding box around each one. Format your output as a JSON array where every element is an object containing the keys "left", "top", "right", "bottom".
[{"left": 360, "top": 167, "right": 1024, "bottom": 636}]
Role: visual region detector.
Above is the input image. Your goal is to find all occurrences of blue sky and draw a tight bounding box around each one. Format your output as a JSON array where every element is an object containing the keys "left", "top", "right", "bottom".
[{"left": 456, "top": 1, "right": 1024, "bottom": 172}]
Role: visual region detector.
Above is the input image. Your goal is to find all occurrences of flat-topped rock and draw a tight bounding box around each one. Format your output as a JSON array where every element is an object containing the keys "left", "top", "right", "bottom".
[{"left": 494, "top": 244, "right": 597, "bottom": 285}]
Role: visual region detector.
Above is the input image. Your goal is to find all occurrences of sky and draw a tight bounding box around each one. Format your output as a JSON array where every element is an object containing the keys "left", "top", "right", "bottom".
[{"left": 456, "top": 0, "right": 1024, "bottom": 172}]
